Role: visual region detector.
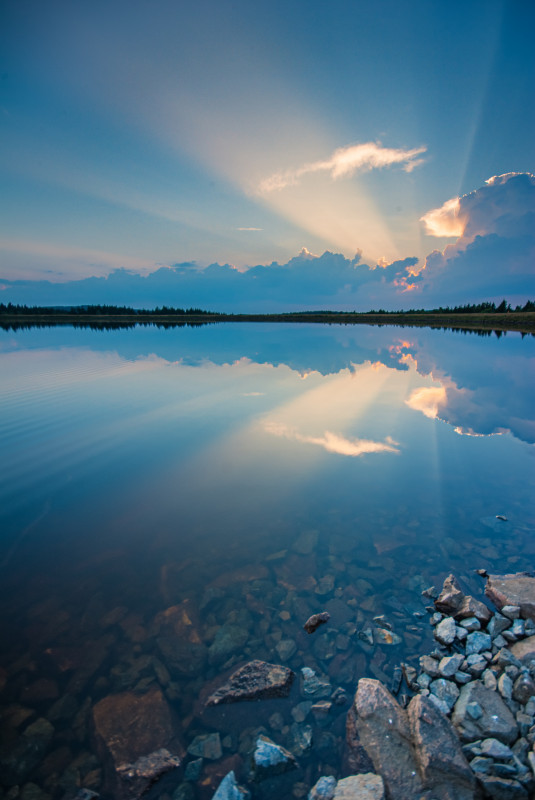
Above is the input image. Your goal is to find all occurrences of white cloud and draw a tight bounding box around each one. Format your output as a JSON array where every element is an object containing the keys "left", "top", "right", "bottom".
[
  {"left": 420, "top": 197, "right": 465, "bottom": 237},
  {"left": 264, "top": 421, "right": 400, "bottom": 457},
  {"left": 258, "top": 141, "right": 426, "bottom": 193},
  {"left": 236, "top": 227, "right": 263, "bottom": 231}
]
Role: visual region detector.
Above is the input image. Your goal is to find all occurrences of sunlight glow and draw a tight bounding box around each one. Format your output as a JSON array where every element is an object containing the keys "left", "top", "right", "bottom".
[
  {"left": 264, "top": 422, "right": 400, "bottom": 457},
  {"left": 406, "top": 386, "right": 447, "bottom": 419},
  {"left": 420, "top": 197, "right": 465, "bottom": 237}
]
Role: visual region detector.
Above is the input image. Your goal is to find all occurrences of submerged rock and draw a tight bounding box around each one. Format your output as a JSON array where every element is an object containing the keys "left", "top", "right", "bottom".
[
  {"left": 212, "top": 769, "right": 251, "bottom": 799},
  {"left": 333, "top": 774, "right": 385, "bottom": 799},
  {"left": 304, "top": 612, "right": 331, "bottom": 634},
  {"left": 251, "top": 735, "right": 297, "bottom": 780},
  {"left": 92, "top": 686, "right": 183, "bottom": 799},
  {"left": 206, "top": 660, "right": 294, "bottom": 706},
  {"left": 451, "top": 681, "right": 518, "bottom": 744}
]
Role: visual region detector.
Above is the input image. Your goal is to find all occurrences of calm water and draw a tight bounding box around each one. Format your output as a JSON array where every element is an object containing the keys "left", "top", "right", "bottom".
[{"left": 0, "top": 323, "right": 534, "bottom": 799}]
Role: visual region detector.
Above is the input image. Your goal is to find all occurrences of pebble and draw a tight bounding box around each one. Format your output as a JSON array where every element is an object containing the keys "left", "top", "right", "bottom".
[
  {"left": 465, "top": 631, "right": 492, "bottom": 655},
  {"left": 434, "top": 616, "right": 456, "bottom": 646},
  {"left": 480, "top": 738, "right": 514, "bottom": 759}
]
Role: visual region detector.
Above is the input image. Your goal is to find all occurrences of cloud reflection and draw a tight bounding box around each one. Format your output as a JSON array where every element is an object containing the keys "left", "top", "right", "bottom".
[{"left": 264, "top": 421, "right": 400, "bottom": 457}]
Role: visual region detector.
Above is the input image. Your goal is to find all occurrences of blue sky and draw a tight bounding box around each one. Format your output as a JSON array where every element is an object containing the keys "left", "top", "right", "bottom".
[{"left": 1, "top": 0, "right": 534, "bottom": 308}]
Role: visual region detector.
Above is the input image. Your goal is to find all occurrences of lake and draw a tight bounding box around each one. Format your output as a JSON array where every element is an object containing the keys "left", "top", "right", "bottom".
[{"left": 0, "top": 322, "right": 534, "bottom": 799}]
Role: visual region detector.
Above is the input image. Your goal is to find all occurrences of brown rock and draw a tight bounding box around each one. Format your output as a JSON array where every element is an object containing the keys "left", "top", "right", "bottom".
[
  {"left": 408, "top": 695, "right": 475, "bottom": 799},
  {"left": 510, "top": 634, "right": 535, "bottom": 665},
  {"left": 485, "top": 572, "right": 535, "bottom": 620},
  {"left": 354, "top": 679, "right": 425, "bottom": 799},
  {"left": 304, "top": 612, "right": 331, "bottom": 634},
  {"left": 92, "top": 686, "right": 183, "bottom": 799},
  {"left": 21, "top": 678, "right": 59, "bottom": 704},
  {"left": 435, "top": 574, "right": 465, "bottom": 615},
  {"left": 344, "top": 704, "right": 375, "bottom": 775},
  {"left": 206, "top": 660, "right": 294, "bottom": 706},
  {"left": 454, "top": 595, "right": 492, "bottom": 624}
]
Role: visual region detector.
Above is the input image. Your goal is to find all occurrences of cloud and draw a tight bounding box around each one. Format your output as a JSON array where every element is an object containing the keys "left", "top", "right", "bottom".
[
  {"left": 264, "top": 421, "right": 400, "bottom": 457},
  {"left": 413, "top": 172, "right": 535, "bottom": 304},
  {"left": 258, "top": 141, "right": 426, "bottom": 193},
  {"left": 237, "top": 227, "right": 263, "bottom": 231}
]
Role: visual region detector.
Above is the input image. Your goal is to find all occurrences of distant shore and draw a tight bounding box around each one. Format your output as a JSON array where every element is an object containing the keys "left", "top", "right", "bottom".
[{"left": 1, "top": 311, "right": 535, "bottom": 333}]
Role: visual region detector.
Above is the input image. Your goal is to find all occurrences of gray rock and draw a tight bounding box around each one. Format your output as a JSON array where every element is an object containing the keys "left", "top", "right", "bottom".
[
  {"left": 276, "top": 639, "right": 297, "bottom": 660},
  {"left": 184, "top": 758, "right": 203, "bottom": 780},
  {"left": 493, "top": 648, "right": 522, "bottom": 669},
  {"left": 466, "top": 702, "right": 483, "bottom": 720},
  {"left": 429, "top": 678, "right": 460, "bottom": 711},
  {"left": 187, "top": 733, "right": 222, "bottom": 760},
  {"left": 301, "top": 667, "right": 331, "bottom": 698},
  {"left": 420, "top": 655, "right": 440, "bottom": 678},
  {"left": 477, "top": 775, "right": 528, "bottom": 799},
  {"left": 470, "top": 756, "right": 492, "bottom": 774},
  {"left": 483, "top": 669, "right": 498, "bottom": 690},
  {"left": 206, "top": 660, "right": 295, "bottom": 706},
  {"left": 466, "top": 654, "right": 488, "bottom": 677},
  {"left": 157, "top": 636, "right": 207, "bottom": 677},
  {"left": 212, "top": 770, "right": 251, "bottom": 800},
  {"left": 455, "top": 671, "right": 472, "bottom": 685},
  {"left": 288, "top": 722, "right": 313, "bottom": 755},
  {"left": 502, "top": 606, "right": 522, "bottom": 620},
  {"left": 452, "top": 681, "right": 519, "bottom": 744},
  {"left": 252, "top": 735, "right": 297, "bottom": 779},
  {"left": 465, "top": 631, "right": 492, "bottom": 655},
  {"left": 480, "top": 738, "right": 514, "bottom": 759},
  {"left": 0, "top": 717, "right": 55, "bottom": 786},
  {"left": 460, "top": 617, "right": 481, "bottom": 632},
  {"left": 333, "top": 774, "right": 385, "bottom": 799},
  {"left": 512, "top": 619, "right": 525, "bottom": 637},
  {"left": 292, "top": 529, "right": 319, "bottom": 554},
  {"left": 485, "top": 573, "right": 535, "bottom": 622},
  {"left": 435, "top": 616, "right": 457, "bottom": 646},
  {"left": 488, "top": 614, "right": 513, "bottom": 638},
  {"left": 498, "top": 673, "right": 513, "bottom": 701},
  {"left": 428, "top": 694, "right": 451, "bottom": 715},
  {"left": 308, "top": 775, "right": 337, "bottom": 800},
  {"left": 439, "top": 654, "right": 465, "bottom": 678},
  {"left": 208, "top": 624, "right": 249, "bottom": 665}
]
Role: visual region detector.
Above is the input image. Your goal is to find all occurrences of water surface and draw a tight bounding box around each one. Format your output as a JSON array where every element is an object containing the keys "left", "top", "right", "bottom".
[{"left": 0, "top": 323, "right": 534, "bottom": 798}]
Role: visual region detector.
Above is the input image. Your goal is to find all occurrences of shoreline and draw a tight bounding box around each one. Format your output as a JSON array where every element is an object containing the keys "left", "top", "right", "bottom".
[{"left": 1, "top": 311, "right": 535, "bottom": 334}]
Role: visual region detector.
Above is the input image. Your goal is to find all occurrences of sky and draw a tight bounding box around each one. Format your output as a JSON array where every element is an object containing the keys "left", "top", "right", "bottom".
[{"left": 0, "top": 0, "right": 534, "bottom": 309}]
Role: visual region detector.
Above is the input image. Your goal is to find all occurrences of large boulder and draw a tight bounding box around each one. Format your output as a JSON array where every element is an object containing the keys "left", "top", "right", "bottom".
[
  {"left": 353, "top": 679, "right": 425, "bottom": 799},
  {"left": 485, "top": 573, "right": 535, "bottom": 621},
  {"left": 510, "top": 635, "right": 535, "bottom": 665},
  {"left": 206, "top": 660, "right": 294, "bottom": 706},
  {"left": 349, "top": 679, "right": 477, "bottom": 800},
  {"left": 92, "top": 686, "right": 183, "bottom": 799},
  {"left": 408, "top": 695, "right": 475, "bottom": 799},
  {"left": 435, "top": 574, "right": 465, "bottom": 615}
]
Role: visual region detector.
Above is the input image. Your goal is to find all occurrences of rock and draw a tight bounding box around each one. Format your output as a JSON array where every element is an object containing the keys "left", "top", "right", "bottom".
[
  {"left": 498, "top": 673, "right": 513, "bottom": 700},
  {"left": 477, "top": 775, "right": 528, "bottom": 799},
  {"left": 301, "top": 667, "right": 331, "bottom": 698},
  {"left": 206, "top": 660, "right": 294, "bottom": 706},
  {"left": 408, "top": 694, "right": 476, "bottom": 800},
  {"left": 308, "top": 775, "right": 336, "bottom": 800},
  {"left": 157, "top": 635, "right": 207, "bottom": 677},
  {"left": 333, "top": 774, "right": 385, "bottom": 799},
  {"left": 480, "top": 738, "right": 514, "bottom": 759},
  {"left": 208, "top": 624, "right": 249, "bottom": 665},
  {"left": 353, "top": 679, "right": 425, "bottom": 799},
  {"left": 0, "top": 717, "right": 55, "bottom": 786},
  {"left": 502, "top": 606, "right": 521, "bottom": 620},
  {"left": 288, "top": 722, "right": 313, "bottom": 755},
  {"left": 434, "top": 616, "right": 457, "bottom": 646},
  {"left": 304, "top": 612, "right": 331, "bottom": 634},
  {"left": 488, "top": 613, "right": 512, "bottom": 638},
  {"left": 188, "top": 733, "right": 222, "bottom": 760},
  {"left": 455, "top": 595, "right": 492, "bottom": 624},
  {"left": 344, "top": 704, "right": 375, "bottom": 775},
  {"left": 373, "top": 628, "right": 402, "bottom": 646},
  {"left": 92, "top": 686, "right": 182, "bottom": 799},
  {"left": 419, "top": 655, "right": 440, "bottom": 678},
  {"left": 435, "top": 574, "right": 465, "bottom": 615},
  {"left": 438, "top": 654, "right": 465, "bottom": 678},
  {"left": 212, "top": 770, "right": 251, "bottom": 799},
  {"left": 512, "top": 673, "right": 535, "bottom": 704},
  {"left": 429, "top": 678, "right": 460, "bottom": 711},
  {"left": 460, "top": 617, "right": 481, "bottom": 632},
  {"left": 184, "top": 758, "right": 203, "bottom": 780},
  {"left": 116, "top": 748, "right": 181, "bottom": 791},
  {"left": 451, "top": 682, "right": 518, "bottom": 744},
  {"left": 251, "top": 735, "right": 297, "bottom": 780},
  {"left": 485, "top": 573, "right": 535, "bottom": 621},
  {"left": 509, "top": 635, "right": 535, "bottom": 665},
  {"left": 465, "top": 631, "right": 492, "bottom": 655},
  {"left": 21, "top": 678, "right": 59, "bottom": 704},
  {"left": 276, "top": 639, "right": 297, "bottom": 660}
]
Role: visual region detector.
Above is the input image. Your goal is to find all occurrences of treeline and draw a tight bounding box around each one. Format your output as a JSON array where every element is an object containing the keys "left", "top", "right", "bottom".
[
  {"left": 0, "top": 300, "right": 534, "bottom": 317},
  {"left": 0, "top": 303, "right": 218, "bottom": 316},
  {"left": 365, "top": 300, "right": 535, "bottom": 315}
]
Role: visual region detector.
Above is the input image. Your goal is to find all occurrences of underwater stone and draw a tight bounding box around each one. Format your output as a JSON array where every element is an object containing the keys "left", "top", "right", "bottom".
[
  {"left": 206, "top": 660, "right": 294, "bottom": 706},
  {"left": 251, "top": 735, "right": 297, "bottom": 780}
]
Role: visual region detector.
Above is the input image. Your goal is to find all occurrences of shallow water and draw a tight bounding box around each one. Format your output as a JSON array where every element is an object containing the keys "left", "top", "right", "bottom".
[{"left": 0, "top": 323, "right": 534, "bottom": 798}]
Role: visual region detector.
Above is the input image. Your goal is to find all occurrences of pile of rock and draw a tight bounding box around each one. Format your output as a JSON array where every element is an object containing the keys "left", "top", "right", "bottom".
[{"left": 412, "top": 572, "right": 535, "bottom": 798}]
